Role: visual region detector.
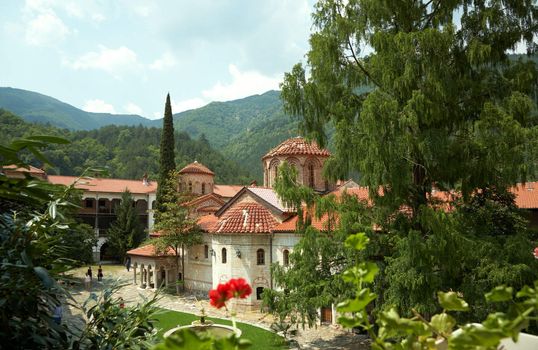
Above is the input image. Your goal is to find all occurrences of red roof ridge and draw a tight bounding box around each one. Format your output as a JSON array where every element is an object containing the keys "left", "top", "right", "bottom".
[
  {"left": 178, "top": 161, "right": 215, "bottom": 176},
  {"left": 262, "top": 137, "right": 331, "bottom": 159}
]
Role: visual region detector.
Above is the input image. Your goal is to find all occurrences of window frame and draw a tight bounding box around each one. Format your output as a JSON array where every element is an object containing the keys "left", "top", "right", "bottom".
[
  {"left": 256, "top": 249, "right": 265, "bottom": 265},
  {"left": 222, "top": 248, "right": 227, "bottom": 264}
]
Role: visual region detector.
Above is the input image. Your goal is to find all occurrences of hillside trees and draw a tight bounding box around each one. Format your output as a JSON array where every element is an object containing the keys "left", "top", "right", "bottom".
[
  {"left": 0, "top": 110, "right": 251, "bottom": 184},
  {"left": 106, "top": 190, "right": 146, "bottom": 261},
  {"left": 278, "top": 0, "right": 538, "bottom": 319}
]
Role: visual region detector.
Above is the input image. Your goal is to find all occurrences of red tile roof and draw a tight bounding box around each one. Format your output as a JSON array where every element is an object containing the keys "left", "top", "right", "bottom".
[
  {"left": 511, "top": 182, "right": 538, "bottom": 209},
  {"left": 47, "top": 175, "right": 157, "bottom": 194},
  {"left": 198, "top": 214, "right": 218, "bottom": 231},
  {"left": 213, "top": 185, "right": 244, "bottom": 198},
  {"left": 2, "top": 164, "right": 46, "bottom": 175},
  {"left": 127, "top": 244, "right": 175, "bottom": 257},
  {"left": 273, "top": 211, "right": 334, "bottom": 232},
  {"left": 184, "top": 193, "right": 225, "bottom": 207},
  {"left": 262, "top": 137, "right": 331, "bottom": 159},
  {"left": 211, "top": 202, "right": 279, "bottom": 234},
  {"left": 178, "top": 161, "right": 214, "bottom": 176}
]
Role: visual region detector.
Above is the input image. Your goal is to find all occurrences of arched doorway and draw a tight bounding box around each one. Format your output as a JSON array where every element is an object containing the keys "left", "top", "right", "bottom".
[{"left": 100, "top": 242, "right": 116, "bottom": 261}]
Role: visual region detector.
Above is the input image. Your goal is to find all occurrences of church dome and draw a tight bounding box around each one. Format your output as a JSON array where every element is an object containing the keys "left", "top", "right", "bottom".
[
  {"left": 262, "top": 137, "right": 330, "bottom": 160},
  {"left": 178, "top": 161, "right": 214, "bottom": 176}
]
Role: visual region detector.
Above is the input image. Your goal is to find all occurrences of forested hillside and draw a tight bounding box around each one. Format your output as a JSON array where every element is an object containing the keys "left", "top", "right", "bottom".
[
  {"left": 0, "top": 87, "right": 153, "bottom": 130},
  {"left": 0, "top": 110, "right": 252, "bottom": 184}
]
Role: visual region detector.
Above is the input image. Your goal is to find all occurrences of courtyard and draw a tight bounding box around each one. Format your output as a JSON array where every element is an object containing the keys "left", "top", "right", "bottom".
[{"left": 63, "top": 264, "right": 369, "bottom": 350}]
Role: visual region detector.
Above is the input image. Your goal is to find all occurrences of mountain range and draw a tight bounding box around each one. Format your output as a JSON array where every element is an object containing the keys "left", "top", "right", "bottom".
[{"left": 0, "top": 87, "right": 299, "bottom": 181}]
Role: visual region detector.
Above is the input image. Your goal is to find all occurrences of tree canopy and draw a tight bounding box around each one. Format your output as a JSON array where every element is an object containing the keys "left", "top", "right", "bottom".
[
  {"left": 106, "top": 189, "right": 146, "bottom": 261},
  {"left": 272, "top": 0, "right": 538, "bottom": 324}
]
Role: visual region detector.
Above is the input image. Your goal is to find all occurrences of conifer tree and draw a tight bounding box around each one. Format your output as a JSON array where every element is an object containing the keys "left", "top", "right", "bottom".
[
  {"left": 156, "top": 93, "right": 176, "bottom": 216},
  {"left": 275, "top": 0, "right": 538, "bottom": 320},
  {"left": 107, "top": 190, "right": 145, "bottom": 261}
]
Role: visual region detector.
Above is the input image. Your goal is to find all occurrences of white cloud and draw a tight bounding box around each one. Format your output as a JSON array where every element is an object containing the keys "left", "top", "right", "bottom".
[
  {"left": 91, "top": 13, "right": 106, "bottom": 23},
  {"left": 153, "top": 112, "right": 161, "bottom": 119},
  {"left": 149, "top": 52, "right": 177, "bottom": 71},
  {"left": 25, "top": 12, "right": 70, "bottom": 46},
  {"left": 124, "top": 102, "right": 143, "bottom": 115},
  {"left": 64, "top": 46, "right": 140, "bottom": 78},
  {"left": 202, "top": 64, "right": 280, "bottom": 101},
  {"left": 24, "top": 0, "right": 105, "bottom": 22},
  {"left": 83, "top": 99, "right": 116, "bottom": 114},
  {"left": 172, "top": 98, "right": 207, "bottom": 113}
]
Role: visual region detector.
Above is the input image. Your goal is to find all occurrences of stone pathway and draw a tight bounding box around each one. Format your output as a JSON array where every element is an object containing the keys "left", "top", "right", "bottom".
[{"left": 64, "top": 264, "right": 370, "bottom": 349}]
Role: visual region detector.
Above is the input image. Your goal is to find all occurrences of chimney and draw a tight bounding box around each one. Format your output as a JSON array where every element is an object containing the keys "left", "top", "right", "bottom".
[{"left": 142, "top": 173, "right": 149, "bottom": 186}]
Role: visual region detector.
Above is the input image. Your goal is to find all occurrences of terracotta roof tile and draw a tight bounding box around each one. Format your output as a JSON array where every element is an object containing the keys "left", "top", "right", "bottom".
[
  {"left": 262, "top": 137, "right": 331, "bottom": 159},
  {"left": 273, "top": 212, "right": 332, "bottom": 232},
  {"left": 47, "top": 175, "right": 157, "bottom": 194},
  {"left": 511, "top": 182, "right": 538, "bottom": 209},
  {"left": 2, "top": 164, "right": 46, "bottom": 174},
  {"left": 178, "top": 161, "right": 214, "bottom": 176},
  {"left": 127, "top": 244, "right": 175, "bottom": 257},
  {"left": 198, "top": 214, "right": 218, "bottom": 231},
  {"left": 213, "top": 185, "right": 244, "bottom": 198},
  {"left": 184, "top": 193, "right": 225, "bottom": 207},
  {"left": 211, "top": 202, "right": 278, "bottom": 234}
]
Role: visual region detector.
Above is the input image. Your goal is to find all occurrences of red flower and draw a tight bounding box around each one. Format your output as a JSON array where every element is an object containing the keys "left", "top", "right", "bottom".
[
  {"left": 228, "top": 278, "right": 252, "bottom": 299},
  {"left": 209, "top": 283, "right": 232, "bottom": 309},
  {"left": 533, "top": 247, "right": 538, "bottom": 259}
]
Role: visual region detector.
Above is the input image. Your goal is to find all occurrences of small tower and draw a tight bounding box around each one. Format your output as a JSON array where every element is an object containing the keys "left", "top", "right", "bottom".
[
  {"left": 178, "top": 161, "right": 215, "bottom": 195},
  {"left": 262, "top": 137, "right": 333, "bottom": 192}
]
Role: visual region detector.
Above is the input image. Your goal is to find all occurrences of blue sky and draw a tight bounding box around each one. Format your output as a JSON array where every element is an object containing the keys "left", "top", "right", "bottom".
[{"left": 0, "top": 0, "right": 315, "bottom": 119}]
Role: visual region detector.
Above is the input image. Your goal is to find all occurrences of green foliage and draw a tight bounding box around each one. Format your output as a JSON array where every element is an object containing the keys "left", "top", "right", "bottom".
[
  {"left": 337, "top": 232, "right": 538, "bottom": 350},
  {"left": 107, "top": 190, "right": 146, "bottom": 261},
  {"left": 60, "top": 222, "right": 97, "bottom": 265},
  {"left": 279, "top": 0, "right": 538, "bottom": 323},
  {"left": 0, "top": 137, "right": 87, "bottom": 348},
  {"left": 264, "top": 164, "right": 375, "bottom": 328},
  {"left": 153, "top": 329, "right": 251, "bottom": 350},
  {"left": 0, "top": 109, "right": 251, "bottom": 184},
  {"left": 157, "top": 94, "right": 176, "bottom": 212},
  {"left": 75, "top": 284, "right": 160, "bottom": 349}
]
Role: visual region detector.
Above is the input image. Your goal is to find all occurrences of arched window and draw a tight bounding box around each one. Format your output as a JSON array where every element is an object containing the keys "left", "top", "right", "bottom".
[
  {"left": 204, "top": 245, "right": 209, "bottom": 259},
  {"left": 202, "top": 183, "right": 206, "bottom": 194},
  {"left": 188, "top": 181, "right": 192, "bottom": 192},
  {"left": 308, "top": 163, "right": 315, "bottom": 188},
  {"left": 283, "top": 249, "right": 289, "bottom": 266},
  {"left": 256, "top": 287, "right": 264, "bottom": 300},
  {"left": 257, "top": 249, "right": 265, "bottom": 265},
  {"left": 273, "top": 166, "right": 278, "bottom": 185},
  {"left": 222, "top": 248, "right": 227, "bottom": 264},
  {"left": 85, "top": 198, "right": 94, "bottom": 208}
]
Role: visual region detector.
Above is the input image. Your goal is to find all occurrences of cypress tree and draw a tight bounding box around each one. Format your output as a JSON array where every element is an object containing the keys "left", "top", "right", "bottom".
[{"left": 156, "top": 93, "right": 176, "bottom": 215}]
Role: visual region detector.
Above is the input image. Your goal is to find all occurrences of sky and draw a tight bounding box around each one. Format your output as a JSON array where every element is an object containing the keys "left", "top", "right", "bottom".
[{"left": 0, "top": 0, "right": 316, "bottom": 119}]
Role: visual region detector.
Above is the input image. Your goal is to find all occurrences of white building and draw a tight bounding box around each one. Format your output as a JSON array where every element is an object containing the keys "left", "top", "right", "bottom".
[{"left": 127, "top": 137, "right": 338, "bottom": 320}]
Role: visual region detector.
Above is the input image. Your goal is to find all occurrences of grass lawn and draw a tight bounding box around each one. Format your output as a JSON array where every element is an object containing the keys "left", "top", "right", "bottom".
[{"left": 154, "top": 309, "right": 287, "bottom": 350}]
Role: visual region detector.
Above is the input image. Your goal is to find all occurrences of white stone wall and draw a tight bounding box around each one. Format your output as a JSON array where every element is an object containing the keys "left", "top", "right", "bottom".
[
  {"left": 183, "top": 233, "right": 213, "bottom": 292},
  {"left": 271, "top": 232, "right": 302, "bottom": 268},
  {"left": 210, "top": 233, "right": 272, "bottom": 307}
]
